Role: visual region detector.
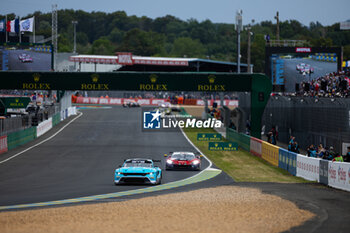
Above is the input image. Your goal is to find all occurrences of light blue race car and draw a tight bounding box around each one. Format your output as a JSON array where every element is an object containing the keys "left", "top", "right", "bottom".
[{"left": 114, "top": 158, "right": 162, "bottom": 185}]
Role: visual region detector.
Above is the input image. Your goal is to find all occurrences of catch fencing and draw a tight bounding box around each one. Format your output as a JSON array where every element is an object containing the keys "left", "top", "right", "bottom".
[
  {"left": 262, "top": 96, "right": 350, "bottom": 154},
  {"left": 226, "top": 128, "right": 350, "bottom": 192},
  {"left": 0, "top": 104, "right": 60, "bottom": 137}
]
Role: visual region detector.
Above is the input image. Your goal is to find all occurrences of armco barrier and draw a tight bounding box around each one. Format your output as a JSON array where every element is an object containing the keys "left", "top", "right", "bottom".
[
  {"left": 226, "top": 128, "right": 250, "bottom": 151},
  {"left": 261, "top": 141, "right": 280, "bottom": 166},
  {"left": 250, "top": 137, "right": 262, "bottom": 157},
  {"left": 278, "top": 149, "right": 297, "bottom": 176},
  {"left": 328, "top": 162, "right": 350, "bottom": 192},
  {"left": 0, "top": 135, "right": 8, "bottom": 154},
  {"left": 319, "top": 160, "right": 329, "bottom": 185},
  {"left": 36, "top": 118, "right": 52, "bottom": 137},
  {"left": 296, "top": 155, "right": 320, "bottom": 182},
  {"left": 7, "top": 127, "right": 36, "bottom": 150}
]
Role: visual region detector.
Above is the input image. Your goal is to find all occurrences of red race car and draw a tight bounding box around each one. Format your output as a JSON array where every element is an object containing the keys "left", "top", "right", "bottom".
[{"left": 165, "top": 152, "right": 202, "bottom": 171}]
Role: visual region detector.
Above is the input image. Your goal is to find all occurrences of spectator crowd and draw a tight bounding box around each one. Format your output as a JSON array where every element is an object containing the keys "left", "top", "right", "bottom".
[
  {"left": 286, "top": 136, "right": 350, "bottom": 163},
  {"left": 298, "top": 71, "right": 350, "bottom": 97}
]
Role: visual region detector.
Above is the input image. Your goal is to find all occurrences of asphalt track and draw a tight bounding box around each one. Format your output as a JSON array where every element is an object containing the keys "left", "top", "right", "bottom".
[
  {"left": 0, "top": 106, "right": 349, "bottom": 233},
  {"left": 7, "top": 49, "right": 51, "bottom": 71},
  {"left": 0, "top": 106, "right": 220, "bottom": 207},
  {"left": 283, "top": 58, "right": 337, "bottom": 92}
]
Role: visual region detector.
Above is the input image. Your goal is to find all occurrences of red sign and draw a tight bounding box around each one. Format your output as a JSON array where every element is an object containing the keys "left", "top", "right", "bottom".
[
  {"left": 0, "top": 135, "right": 8, "bottom": 154},
  {"left": 116, "top": 52, "right": 134, "bottom": 65},
  {"left": 296, "top": 47, "right": 311, "bottom": 53}
]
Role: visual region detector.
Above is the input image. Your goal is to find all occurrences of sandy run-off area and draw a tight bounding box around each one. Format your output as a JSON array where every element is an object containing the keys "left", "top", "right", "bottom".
[{"left": 0, "top": 186, "right": 314, "bottom": 233}]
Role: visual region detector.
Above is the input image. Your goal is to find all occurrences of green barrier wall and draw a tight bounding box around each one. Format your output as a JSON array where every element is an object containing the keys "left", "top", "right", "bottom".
[
  {"left": 7, "top": 127, "right": 36, "bottom": 150},
  {"left": 52, "top": 113, "right": 61, "bottom": 126},
  {"left": 226, "top": 128, "right": 251, "bottom": 151}
]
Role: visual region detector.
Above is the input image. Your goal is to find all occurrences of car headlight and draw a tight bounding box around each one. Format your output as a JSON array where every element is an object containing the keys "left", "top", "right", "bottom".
[
  {"left": 116, "top": 172, "right": 121, "bottom": 175},
  {"left": 166, "top": 159, "right": 173, "bottom": 164},
  {"left": 192, "top": 160, "right": 200, "bottom": 165}
]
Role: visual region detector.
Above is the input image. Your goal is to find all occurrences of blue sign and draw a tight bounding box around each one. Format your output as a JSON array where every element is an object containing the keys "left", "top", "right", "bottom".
[
  {"left": 270, "top": 56, "right": 285, "bottom": 85},
  {"left": 143, "top": 110, "right": 161, "bottom": 129},
  {"left": 278, "top": 148, "right": 297, "bottom": 176}
]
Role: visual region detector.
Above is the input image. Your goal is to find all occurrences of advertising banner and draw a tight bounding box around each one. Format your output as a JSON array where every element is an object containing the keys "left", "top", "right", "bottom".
[
  {"left": 68, "top": 107, "right": 77, "bottom": 117},
  {"left": 319, "top": 159, "right": 329, "bottom": 185},
  {"left": 75, "top": 97, "right": 239, "bottom": 107},
  {"left": 208, "top": 142, "right": 238, "bottom": 151},
  {"left": 250, "top": 137, "right": 262, "bottom": 157},
  {"left": 0, "top": 135, "right": 8, "bottom": 154},
  {"left": 196, "top": 99, "right": 238, "bottom": 107},
  {"left": 197, "top": 133, "right": 222, "bottom": 141},
  {"left": 36, "top": 118, "right": 52, "bottom": 137},
  {"left": 296, "top": 155, "right": 320, "bottom": 182},
  {"left": 261, "top": 141, "right": 279, "bottom": 166},
  {"left": 75, "top": 97, "right": 166, "bottom": 106},
  {"left": 278, "top": 149, "right": 297, "bottom": 176},
  {"left": 328, "top": 162, "right": 350, "bottom": 192}
]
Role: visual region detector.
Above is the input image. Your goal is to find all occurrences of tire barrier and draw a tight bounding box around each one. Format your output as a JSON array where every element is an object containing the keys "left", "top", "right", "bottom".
[{"left": 226, "top": 128, "right": 350, "bottom": 192}]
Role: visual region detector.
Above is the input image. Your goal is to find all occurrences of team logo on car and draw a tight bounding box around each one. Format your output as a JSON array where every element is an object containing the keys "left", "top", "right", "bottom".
[{"left": 143, "top": 110, "right": 161, "bottom": 129}]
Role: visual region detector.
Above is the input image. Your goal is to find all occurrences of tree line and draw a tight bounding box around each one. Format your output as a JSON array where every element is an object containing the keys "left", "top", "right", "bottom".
[{"left": 1, "top": 10, "right": 350, "bottom": 72}]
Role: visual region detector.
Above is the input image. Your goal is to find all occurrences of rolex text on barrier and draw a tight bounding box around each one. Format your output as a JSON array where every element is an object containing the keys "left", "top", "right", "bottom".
[
  {"left": 261, "top": 141, "right": 279, "bottom": 166},
  {"left": 209, "top": 142, "right": 238, "bottom": 151},
  {"left": 197, "top": 133, "right": 222, "bottom": 141},
  {"left": 278, "top": 149, "right": 297, "bottom": 176}
]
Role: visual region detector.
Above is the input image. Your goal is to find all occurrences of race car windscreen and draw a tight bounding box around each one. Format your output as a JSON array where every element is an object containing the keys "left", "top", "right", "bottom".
[
  {"left": 172, "top": 153, "right": 196, "bottom": 160},
  {"left": 124, "top": 160, "right": 152, "bottom": 167},
  {"left": 0, "top": 44, "right": 52, "bottom": 71}
]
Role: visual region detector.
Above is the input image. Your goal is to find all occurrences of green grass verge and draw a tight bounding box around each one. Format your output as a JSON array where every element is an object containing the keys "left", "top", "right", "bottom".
[{"left": 184, "top": 128, "right": 310, "bottom": 183}]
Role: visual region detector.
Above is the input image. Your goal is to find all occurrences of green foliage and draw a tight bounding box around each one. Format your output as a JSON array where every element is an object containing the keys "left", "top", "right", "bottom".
[
  {"left": 10, "top": 9, "right": 350, "bottom": 72},
  {"left": 117, "top": 28, "right": 166, "bottom": 56},
  {"left": 90, "top": 37, "right": 114, "bottom": 55},
  {"left": 171, "top": 37, "right": 206, "bottom": 58}
]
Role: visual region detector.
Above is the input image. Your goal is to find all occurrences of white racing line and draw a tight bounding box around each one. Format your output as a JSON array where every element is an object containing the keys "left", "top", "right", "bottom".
[
  {"left": 0, "top": 112, "right": 83, "bottom": 165},
  {"left": 178, "top": 128, "right": 222, "bottom": 180}
]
